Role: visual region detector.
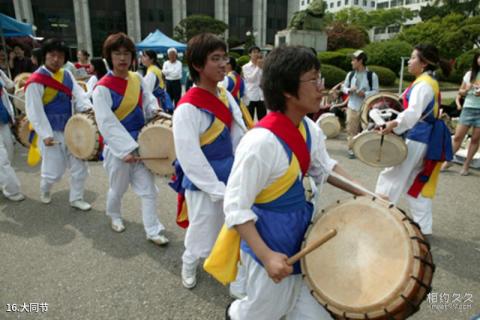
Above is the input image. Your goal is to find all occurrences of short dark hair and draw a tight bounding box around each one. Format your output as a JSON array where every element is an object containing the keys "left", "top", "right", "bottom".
[
  {"left": 90, "top": 58, "right": 108, "bottom": 79},
  {"left": 262, "top": 46, "right": 320, "bottom": 113},
  {"left": 102, "top": 32, "right": 136, "bottom": 69},
  {"left": 228, "top": 56, "right": 237, "bottom": 71},
  {"left": 352, "top": 50, "right": 367, "bottom": 65},
  {"left": 186, "top": 33, "right": 227, "bottom": 83},
  {"left": 41, "top": 38, "right": 69, "bottom": 61},
  {"left": 78, "top": 49, "right": 90, "bottom": 58},
  {"left": 248, "top": 45, "right": 260, "bottom": 53}
]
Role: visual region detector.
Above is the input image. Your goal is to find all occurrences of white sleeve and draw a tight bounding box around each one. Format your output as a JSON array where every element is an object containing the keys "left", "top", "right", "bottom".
[
  {"left": 162, "top": 62, "right": 171, "bottom": 78},
  {"left": 393, "top": 81, "right": 434, "bottom": 135},
  {"left": 0, "top": 70, "right": 14, "bottom": 89},
  {"left": 242, "top": 63, "right": 261, "bottom": 82},
  {"left": 92, "top": 85, "right": 138, "bottom": 159},
  {"left": 173, "top": 104, "right": 227, "bottom": 201},
  {"left": 342, "top": 72, "right": 351, "bottom": 94},
  {"left": 172, "top": 62, "right": 183, "bottom": 79},
  {"left": 306, "top": 119, "right": 338, "bottom": 184},
  {"left": 25, "top": 83, "right": 54, "bottom": 140},
  {"left": 143, "top": 72, "right": 156, "bottom": 93},
  {"left": 68, "top": 70, "right": 93, "bottom": 112},
  {"left": 226, "top": 90, "right": 247, "bottom": 151},
  {"left": 140, "top": 75, "right": 160, "bottom": 120},
  {"left": 86, "top": 76, "right": 97, "bottom": 94},
  {"left": 224, "top": 131, "right": 276, "bottom": 228},
  {"left": 463, "top": 71, "right": 471, "bottom": 85}
]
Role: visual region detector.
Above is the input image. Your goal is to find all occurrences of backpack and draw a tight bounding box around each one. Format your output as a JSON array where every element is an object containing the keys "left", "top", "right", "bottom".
[{"left": 347, "top": 70, "right": 373, "bottom": 91}]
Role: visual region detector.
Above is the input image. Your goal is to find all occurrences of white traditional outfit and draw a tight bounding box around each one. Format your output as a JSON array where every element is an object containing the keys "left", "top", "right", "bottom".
[
  {"left": 92, "top": 71, "right": 166, "bottom": 238},
  {"left": 224, "top": 112, "right": 335, "bottom": 320},
  {"left": 143, "top": 64, "right": 173, "bottom": 113},
  {"left": 25, "top": 66, "right": 92, "bottom": 202},
  {"left": 375, "top": 72, "right": 452, "bottom": 235}
]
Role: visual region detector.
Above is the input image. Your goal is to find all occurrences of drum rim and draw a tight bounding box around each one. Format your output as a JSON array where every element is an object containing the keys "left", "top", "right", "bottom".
[
  {"left": 64, "top": 113, "right": 100, "bottom": 160},
  {"left": 352, "top": 131, "right": 407, "bottom": 168},
  {"left": 316, "top": 113, "right": 341, "bottom": 138},
  {"left": 301, "top": 197, "right": 431, "bottom": 317},
  {"left": 360, "top": 92, "right": 402, "bottom": 129}
]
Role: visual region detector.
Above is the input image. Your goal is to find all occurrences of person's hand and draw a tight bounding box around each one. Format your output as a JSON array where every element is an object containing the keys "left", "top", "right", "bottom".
[
  {"left": 357, "top": 90, "right": 365, "bottom": 98},
  {"left": 123, "top": 153, "right": 137, "bottom": 163},
  {"left": 43, "top": 137, "right": 55, "bottom": 146},
  {"left": 349, "top": 84, "right": 357, "bottom": 93},
  {"left": 379, "top": 121, "right": 398, "bottom": 135},
  {"left": 256, "top": 57, "right": 264, "bottom": 69},
  {"left": 261, "top": 250, "right": 293, "bottom": 283}
]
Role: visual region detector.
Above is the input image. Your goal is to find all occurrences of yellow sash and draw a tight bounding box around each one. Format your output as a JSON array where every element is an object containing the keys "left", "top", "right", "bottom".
[
  {"left": 42, "top": 69, "right": 65, "bottom": 105},
  {"left": 114, "top": 72, "right": 141, "bottom": 121},
  {"left": 147, "top": 65, "right": 165, "bottom": 89},
  {"left": 198, "top": 86, "right": 230, "bottom": 145},
  {"left": 203, "top": 121, "right": 308, "bottom": 285}
]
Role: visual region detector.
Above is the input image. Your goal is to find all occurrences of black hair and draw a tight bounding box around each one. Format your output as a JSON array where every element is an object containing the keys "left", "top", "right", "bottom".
[
  {"left": 261, "top": 46, "right": 320, "bottom": 113},
  {"left": 248, "top": 45, "right": 260, "bottom": 54},
  {"left": 102, "top": 32, "right": 136, "bottom": 69},
  {"left": 78, "top": 49, "right": 90, "bottom": 58},
  {"left": 90, "top": 57, "right": 108, "bottom": 79},
  {"left": 414, "top": 44, "right": 451, "bottom": 77},
  {"left": 469, "top": 51, "right": 480, "bottom": 83},
  {"left": 143, "top": 50, "right": 160, "bottom": 67},
  {"left": 228, "top": 56, "right": 237, "bottom": 71},
  {"left": 32, "top": 48, "right": 43, "bottom": 65},
  {"left": 186, "top": 33, "right": 227, "bottom": 83},
  {"left": 353, "top": 52, "right": 368, "bottom": 65},
  {"left": 41, "top": 38, "right": 70, "bottom": 62}
]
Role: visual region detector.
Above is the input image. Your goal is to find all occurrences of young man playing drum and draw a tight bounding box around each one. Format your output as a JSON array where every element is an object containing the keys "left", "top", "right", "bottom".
[
  {"left": 25, "top": 38, "right": 92, "bottom": 210},
  {"left": 172, "top": 33, "right": 247, "bottom": 289},
  {"left": 92, "top": 33, "right": 168, "bottom": 245},
  {"left": 224, "top": 46, "right": 364, "bottom": 320}
]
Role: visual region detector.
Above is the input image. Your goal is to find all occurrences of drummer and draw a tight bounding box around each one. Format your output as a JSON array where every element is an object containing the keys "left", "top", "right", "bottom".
[
  {"left": 0, "top": 68, "right": 24, "bottom": 202},
  {"left": 24, "top": 38, "right": 92, "bottom": 210},
  {"left": 342, "top": 50, "right": 379, "bottom": 158},
  {"left": 92, "top": 32, "right": 169, "bottom": 245},
  {"left": 375, "top": 44, "right": 453, "bottom": 238},
  {"left": 224, "top": 45, "right": 364, "bottom": 320},
  {"left": 141, "top": 50, "right": 174, "bottom": 113}
]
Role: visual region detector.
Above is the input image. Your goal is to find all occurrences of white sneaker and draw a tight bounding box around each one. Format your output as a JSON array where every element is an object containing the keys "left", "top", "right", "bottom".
[
  {"left": 147, "top": 231, "right": 169, "bottom": 246},
  {"left": 182, "top": 260, "right": 199, "bottom": 289},
  {"left": 70, "top": 200, "right": 92, "bottom": 211},
  {"left": 5, "top": 193, "right": 25, "bottom": 202},
  {"left": 40, "top": 192, "right": 51, "bottom": 204},
  {"left": 229, "top": 286, "right": 246, "bottom": 300},
  {"left": 111, "top": 219, "right": 125, "bottom": 233}
]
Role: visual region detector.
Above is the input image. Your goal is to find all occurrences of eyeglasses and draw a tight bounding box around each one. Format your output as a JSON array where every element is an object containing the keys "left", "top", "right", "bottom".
[
  {"left": 210, "top": 55, "right": 230, "bottom": 63},
  {"left": 300, "top": 77, "right": 325, "bottom": 88}
]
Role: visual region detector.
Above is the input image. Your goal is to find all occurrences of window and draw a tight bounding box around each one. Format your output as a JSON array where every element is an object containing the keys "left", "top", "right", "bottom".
[
  {"left": 388, "top": 25, "right": 400, "bottom": 33},
  {"left": 354, "top": 0, "right": 359, "bottom": 4},
  {"left": 371, "top": 1, "right": 375, "bottom": 7},
  {"left": 345, "top": 0, "right": 349, "bottom": 4},
  {"left": 337, "top": 0, "right": 341, "bottom": 6},
  {"left": 330, "top": 2, "right": 334, "bottom": 8},
  {"left": 363, "top": 0, "right": 367, "bottom": 6},
  {"left": 374, "top": 27, "right": 386, "bottom": 34},
  {"left": 390, "top": 0, "right": 397, "bottom": 7},
  {"left": 377, "top": 1, "right": 389, "bottom": 8}
]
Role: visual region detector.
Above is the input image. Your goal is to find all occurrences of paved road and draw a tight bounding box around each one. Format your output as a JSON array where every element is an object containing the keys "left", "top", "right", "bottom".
[{"left": 1, "top": 134, "right": 479, "bottom": 320}]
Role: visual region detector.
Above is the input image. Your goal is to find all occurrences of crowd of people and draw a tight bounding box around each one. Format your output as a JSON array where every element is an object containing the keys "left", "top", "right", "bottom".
[{"left": 0, "top": 31, "right": 478, "bottom": 320}]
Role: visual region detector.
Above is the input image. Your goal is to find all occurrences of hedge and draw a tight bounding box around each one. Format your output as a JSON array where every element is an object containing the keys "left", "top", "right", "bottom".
[
  {"left": 321, "top": 64, "right": 347, "bottom": 88},
  {"left": 363, "top": 40, "right": 413, "bottom": 74},
  {"left": 317, "top": 51, "right": 352, "bottom": 71},
  {"left": 237, "top": 55, "right": 250, "bottom": 68},
  {"left": 367, "top": 65, "right": 396, "bottom": 87},
  {"left": 228, "top": 52, "right": 241, "bottom": 59}
]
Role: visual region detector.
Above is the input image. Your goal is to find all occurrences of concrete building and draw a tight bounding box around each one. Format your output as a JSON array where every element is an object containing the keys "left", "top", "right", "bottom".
[
  {"left": 299, "top": 0, "right": 376, "bottom": 13},
  {"left": 0, "top": 0, "right": 301, "bottom": 56}
]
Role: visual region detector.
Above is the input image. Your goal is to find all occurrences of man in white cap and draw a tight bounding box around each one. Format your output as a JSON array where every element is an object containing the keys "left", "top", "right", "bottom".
[
  {"left": 162, "top": 47, "right": 183, "bottom": 106},
  {"left": 342, "top": 50, "right": 379, "bottom": 158}
]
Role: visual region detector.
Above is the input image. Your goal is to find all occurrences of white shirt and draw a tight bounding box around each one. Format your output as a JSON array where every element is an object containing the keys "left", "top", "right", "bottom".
[
  {"left": 143, "top": 71, "right": 158, "bottom": 93},
  {"left": 242, "top": 61, "right": 263, "bottom": 103},
  {"left": 341, "top": 69, "right": 379, "bottom": 111},
  {"left": 25, "top": 66, "right": 93, "bottom": 140},
  {"left": 394, "top": 74, "right": 434, "bottom": 135},
  {"left": 162, "top": 60, "right": 182, "bottom": 80},
  {"left": 92, "top": 72, "right": 160, "bottom": 160},
  {"left": 224, "top": 118, "right": 337, "bottom": 228},
  {"left": 86, "top": 75, "right": 98, "bottom": 99},
  {"left": 173, "top": 89, "right": 247, "bottom": 202},
  {"left": 0, "top": 69, "right": 15, "bottom": 123}
]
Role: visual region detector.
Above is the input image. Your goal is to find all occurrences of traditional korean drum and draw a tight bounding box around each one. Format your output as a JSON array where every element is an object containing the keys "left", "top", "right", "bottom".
[
  {"left": 64, "top": 112, "right": 103, "bottom": 161},
  {"left": 13, "top": 72, "right": 31, "bottom": 87},
  {"left": 301, "top": 196, "right": 434, "bottom": 320},
  {"left": 13, "top": 115, "right": 32, "bottom": 148},
  {"left": 138, "top": 112, "right": 175, "bottom": 176},
  {"left": 77, "top": 80, "right": 88, "bottom": 92},
  {"left": 12, "top": 72, "right": 31, "bottom": 113},
  {"left": 352, "top": 131, "right": 407, "bottom": 168},
  {"left": 361, "top": 93, "right": 402, "bottom": 129},
  {"left": 316, "top": 113, "right": 341, "bottom": 139}
]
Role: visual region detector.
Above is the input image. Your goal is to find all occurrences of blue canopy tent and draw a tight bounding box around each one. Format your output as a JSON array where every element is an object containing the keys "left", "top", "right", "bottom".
[{"left": 136, "top": 29, "right": 186, "bottom": 53}]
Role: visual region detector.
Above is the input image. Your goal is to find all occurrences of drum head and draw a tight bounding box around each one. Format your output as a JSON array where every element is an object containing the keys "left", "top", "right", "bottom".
[
  {"left": 352, "top": 131, "right": 407, "bottom": 168},
  {"left": 302, "top": 197, "right": 414, "bottom": 316},
  {"left": 13, "top": 88, "right": 26, "bottom": 113},
  {"left": 138, "top": 116, "right": 175, "bottom": 176},
  {"left": 361, "top": 93, "right": 402, "bottom": 129},
  {"left": 77, "top": 80, "right": 88, "bottom": 92},
  {"left": 316, "top": 113, "right": 341, "bottom": 139},
  {"left": 13, "top": 72, "right": 31, "bottom": 87},
  {"left": 64, "top": 114, "right": 98, "bottom": 160},
  {"left": 15, "top": 116, "right": 31, "bottom": 148}
]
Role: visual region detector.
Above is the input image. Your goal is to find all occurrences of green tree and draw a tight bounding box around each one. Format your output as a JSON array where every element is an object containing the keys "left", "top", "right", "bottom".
[
  {"left": 363, "top": 40, "right": 412, "bottom": 74},
  {"left": 396, "top": 13, "right": 480, "bottom": 59},
  {"left": 420, "top": 0, "right": 480, "bottom": 20},
  {"left": 333, "top": 7, "right": 413, "bottom": 29},
  {"left": 174, "top": 15, "right": 228, "bottom": 43}
]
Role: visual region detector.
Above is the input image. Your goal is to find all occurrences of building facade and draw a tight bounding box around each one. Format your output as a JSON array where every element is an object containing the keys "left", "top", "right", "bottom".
[{"left": 5, "top": 0, "right": 298, "bottom": 57}]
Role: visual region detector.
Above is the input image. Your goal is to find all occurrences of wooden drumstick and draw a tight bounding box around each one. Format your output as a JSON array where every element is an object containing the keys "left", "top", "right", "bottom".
[
  {"left": 377, "top": 126, "right": 386, "bottom": 163},
  {"left": 329, "top": 171, "right": 392, "bottom": 206},
  {"left": 287, "top": 229, "right": 337, "bottom": 266},
  {"left": 135, "top": 156, "right": 169, "bottom": 161}
]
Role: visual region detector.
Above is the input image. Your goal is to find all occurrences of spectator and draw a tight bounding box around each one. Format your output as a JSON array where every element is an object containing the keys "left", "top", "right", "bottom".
[
  {"left": 8, "top": 44, "right": 34, "bottom": 79},
  {"left": 74, "top": 49, "right": 92, "bottom": 77},
  {"left": 86, "top": 58, "right": 108, "bottom": 98},
  {"left": 242, "top": 45, "right": 265, "bottom": 120},
  {"left": 0, "top": 50, "right": 9, "bottom": 74},
  {"left": 162, "top": 47, "right": 182, "bottom": 106}
]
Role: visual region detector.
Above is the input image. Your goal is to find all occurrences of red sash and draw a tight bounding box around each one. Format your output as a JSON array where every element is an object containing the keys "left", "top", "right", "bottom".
[
  {"left": 256, "top": 112, "right": 311, "bottom": 176},
  {"left": 96, "top": 74, "right": 143, "bottom": 108},
  {"left": 24, "top": 73, "right": 72, "bottom": 97},
  {"left": 177, "top": 87, "right": 232, "bottom": 129}
]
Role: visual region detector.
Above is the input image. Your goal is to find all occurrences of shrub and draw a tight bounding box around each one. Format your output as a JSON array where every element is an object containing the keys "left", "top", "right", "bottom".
[
  {"left": 321, "top": 64, "right": 347, "bottom": 88},
  {"left": 367, "top": 65, "right": 396, "bottom": 86},
  {"left": 327, "top": 21, "right": 369, "bottom": 51},
  {"left": 228, "top": 52, "right": 240, "bottom": 59},
  {"left": 363, "top": 40, "right": 412, "bottom": 74},
  {"left": 317, "top": 51, "right": 349, "bottom": 71},
  {"left": 237, "top": 55, "right": 250, "bottom": 68}
]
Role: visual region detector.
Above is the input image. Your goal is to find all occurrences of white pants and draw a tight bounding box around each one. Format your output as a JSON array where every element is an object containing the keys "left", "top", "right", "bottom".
[
  {"left": 375, "top": 139, "right": 433, "bottom": 234},
  {"left": 0, "top": 124, "right": 21, "bottom": 196},
  {"left": 229, "top": 251, "right": 333, "bottom": 320},
  {"left": 103, "top": 146, "right": 164, "bottom": 237},
  {"left": 40, "top": 131, "right": 88, "bottom": 202},
  {"left": 182, "top": 189, "right": 224, "bottom": 265}
]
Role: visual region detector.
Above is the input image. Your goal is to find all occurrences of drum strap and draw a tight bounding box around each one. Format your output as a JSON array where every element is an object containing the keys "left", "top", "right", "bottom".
[{"left": 147, "top": 65, "right": 165, "bottom": 89}]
